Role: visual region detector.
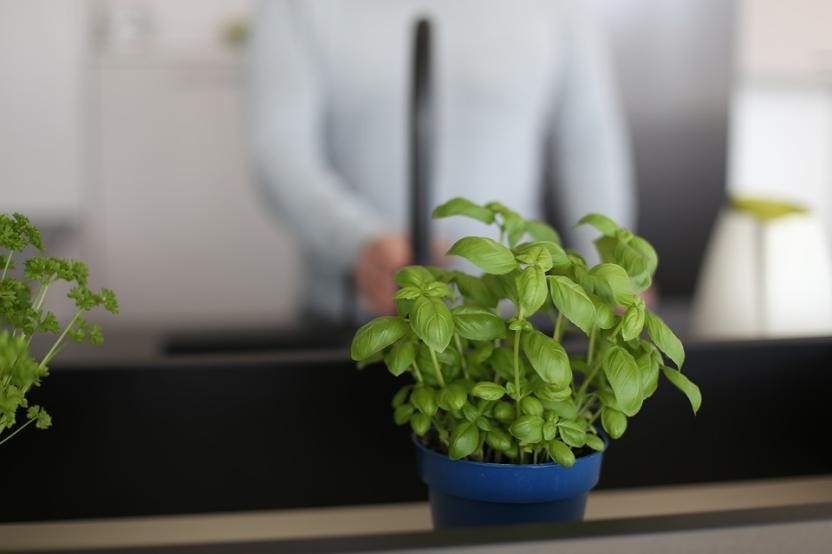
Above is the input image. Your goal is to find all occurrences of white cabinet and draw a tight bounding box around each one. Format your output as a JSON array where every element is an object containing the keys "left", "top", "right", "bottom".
[
  {"left": 85, "top": 52, "right": 299, "bottom": 326},
  {"left": 0, "top": 0, "right": 86, "bottom": 225}
]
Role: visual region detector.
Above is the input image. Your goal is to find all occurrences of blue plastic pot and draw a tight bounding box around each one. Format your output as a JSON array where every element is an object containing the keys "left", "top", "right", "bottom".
[{"left": 414, "top": 437, "right": 604, "bottom": 529}]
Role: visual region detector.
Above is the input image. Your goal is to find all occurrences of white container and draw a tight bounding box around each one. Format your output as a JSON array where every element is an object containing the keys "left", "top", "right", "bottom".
[{"left": 692, "top": 201, "right": 832, "bottom": 339}]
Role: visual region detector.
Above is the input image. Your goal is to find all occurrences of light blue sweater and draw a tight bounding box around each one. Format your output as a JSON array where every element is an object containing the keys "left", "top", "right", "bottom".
[{"left": 249, "top": 0, "right": 635, "bottom": 320}]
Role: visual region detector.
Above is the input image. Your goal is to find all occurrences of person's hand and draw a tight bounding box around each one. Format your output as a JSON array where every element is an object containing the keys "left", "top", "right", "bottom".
[{"left": 355, "top": 234, "right": 412, "bottom": 315}]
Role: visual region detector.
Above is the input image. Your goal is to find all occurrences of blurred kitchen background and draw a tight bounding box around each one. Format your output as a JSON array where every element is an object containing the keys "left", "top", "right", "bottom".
[{"left": 1, "top": 0, "right": 831, "bottom": 338}]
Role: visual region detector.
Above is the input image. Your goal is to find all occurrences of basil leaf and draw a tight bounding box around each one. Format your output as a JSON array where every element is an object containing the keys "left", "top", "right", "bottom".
[
  {"left": 545, "top": 398, "right": 578, "bottom": 419},
  {"left": 486, "top": 428, "right": 512, "bottom": 452},
  {"left": 542, "top": 420, "right": 557, "bottom": 441},
  {"left": 509, "top": 414, "right": 544, "bottom": 444},
  {"left": 395, "top": 266, "right": 436, "bottom": 288},
  {"left": 449, "top": 421, "right": 480, "bottom": 460},
  {"left": 645, "top": 312, "right": 685, "bottom": 368},
  {"left": 493, "top": 401, "right": 515, "bottom": 423},
  {"left": 591, "top": 263, "right": 633, "bottom": 305},
  {"left": 557, "top": 419, "right": 587, "bottom": 448},
  {"left": 411, "top": 387, "right": 438, "bottom": 417},
  {"left": 453, "top": 272, "right": 498, "bottom": 308},
  {"left": 432, "top": 197, "right": 495, "bottom": 224},
  {"left": 475, "top": 416, "right": 493, "bottom": 432},
  {"left": 447, "top": 237, "right": 517, "bottom": 275},
  {"left": 524, "top": 220, "right": 561, "bottom": 245},
  {"left": 520, "top": 396, "right": 544, "bottom": 416},
  {"left": 410, "top": 413, "right": 431, "bottom": 436},
  {"left": 533, "top": 382, "right": 573, "bottom": 402},
  {"left": 437, "top": 383, "right": 468, "bottom": 412},
  {"left": 590, "top": 294, "right": 616, "bottom": 329},
  {"left": 350, "top": 316, "right": 408, "bottom": 361},
  {"left": 517, "top": 266, "right": 548, "bottom": 315},
  {"left": 620, "top": 305, "right": 646, "bottom": 341},
  {"left": 410, "top": 296, "right": 454, "bottom": 352},
  {"left": 504, "top": 212, "right": 526, "bottom": 247},
  {"left": 471, "top": 381, "right": 506, "bottom": 401},
  {"left": 547, "top": 439, "right": 576, "bottom": 467},
  {"left": 585, "top": 434, "right": 606, "bottom": 452},
  {"left": 637, "top": 348, "right": 660, "bottom": 398},
  {"left": 513, "top": 243, "right": 554, "bottom": 271},
  {"left": 601, "top": 407, "right": 627, "bottom": 439},
  {"left": 423, "top": 281, "right": 452, "bottom": 298},
  {"left": 391, "top": 385, "right": 411, "bottom": 408},
  {"left": 548, "top": 275, "right": 596, "bottom": 335},
  {"left": 522, "top": 330, "right": 572, "bottom": 389},
  {"left": 452, "top": 306, "right": 506, "bottom": 341},
  {"left": 394, "top": 404, "right": 414, "bottom": 425},
  {"left": 603, "top": 346, "right": 643, "bottom": 416},
  {"left": 576, "top": 213, "right": 619, "bottom": 236},
  {"left": 383, "top": 338, "right": 416, "bottom": 377},
  {"left": 661, "top": 365, "right": 702, "bottom": 414}
]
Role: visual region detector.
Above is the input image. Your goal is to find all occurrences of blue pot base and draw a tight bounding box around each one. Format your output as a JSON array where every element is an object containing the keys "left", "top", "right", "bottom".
[{"left": 430, "top": 489, "right": 588, "bottom": 529}]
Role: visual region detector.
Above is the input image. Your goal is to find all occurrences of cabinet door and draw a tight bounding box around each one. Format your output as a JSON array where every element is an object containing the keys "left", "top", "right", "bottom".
[{"left": 0, "top": 0, "right": 85, "bottom": 224}]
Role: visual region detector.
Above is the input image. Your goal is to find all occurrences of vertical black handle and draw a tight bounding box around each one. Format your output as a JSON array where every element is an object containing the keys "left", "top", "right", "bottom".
[{"left": 410, "top": 18, "right": 433, "bottom": 266}]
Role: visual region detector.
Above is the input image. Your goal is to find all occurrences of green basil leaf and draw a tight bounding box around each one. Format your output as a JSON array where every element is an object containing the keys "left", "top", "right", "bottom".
[
  {"left": 475, "top": 416, "right": 493, "bottom": 432},
  {"left": 585, "top": 434, "right": 606, "bottom": 452},
  {"left": 590, "top": 294, "right": 616, "bottom": 329},
  {"left": 486, "top": 428, "right": 512, "bottom": 452},
  {"left": 453, "top": 272, "right": 499, "bottom": 308},
  {"left": 661, "top": 365, "right": 702, "bottom": 414},
  {"left": 524, "top": 220, "right": 561, "bottom": 245},
  {"left": 462, "top": 403, "right": 480, "bottom": 422},
  {"left": 590, "top": 263, "right": 634, "bottom": 305},
  {"left": 449, "top": 421, "right": 480, "bottom": 460},
  {"left": 423, "top": 281, "right": 452, "bottom": 298},
  {"left": 509, "top": 415, "right": 544, "bottom": 445},
  {"left": 603, "top": 346, "right": 643, "bottom": 416},
  {"left": 557, "top": 419, "right": 587, "bottom": 448},
  {"left": 601, "top": 407, "right": 627, "bottom": 439},
  {"left": 393, "top": 286, "right": 423, "bottom": 300},
  {"left": 383, "top": 339, "right": 416, "bottom": 377},
  {"left": 488, "top": 347, "right": 517, "bottom": 382},
  {"left": 547, "top": 439, "right": 576, "bottom": 467},
  {"left": 447, "top": 237, "right": 518, "bottom": 275},
  {"left": 471, "top": 381, "right": 506, "bottom": 401},
  {"left": 522, "top": 330, "right": 572, "bottom": 388},
  {"left": 620, "top": 305, "right": 646, "bottom": 341},
  {"left": 545, "top": 399, "right": 578, "bottom": 419},
  {"left": 576, "top": 213, "right": 619, "bottom": 236},
  {"left": 350, "top": 316, "right": 408, "bottom": 361},
  {"left": 520, "top": 396, "right": 544, "bottom": 416},
  {"left": 533, "top": 382, "right": 573, "bottom": 402},
  {"left": 432, "top": 197, "right": 495, "bottom": 224},
  {"left": 410, "top": 296, "right": 454, "bottom": 352},
  {"left": 645, "top": 312, "right": 685, "bottom": 368},
  {"left": 637, "top": 348, "right": 660, "bottom": 398},
  {"left": 504, "top": 212, "right": 526, "bottom": 247},
  {"left": 393, "top": 404, "right": 414, "bottom": 425},
  {"left": 445, "top": 382, "right": 469, "bottom": 411},
  {"left": 548, "top": 275, "right": 596, "bottom": 335},
  {"left": 452, "top": 306, "right": 506, "bottom": 341},
  {"left": 542, "top": 420, "right": 557, "bottom": 441},
  {"left": 493, "top": 401, "right": 515, "bottom": 423},
  {"left": 513, "top": 243, "right": 554, "bottom": 271},
  {"left": 517, "top": 266, "right": 548, "bottom": 315},
  {"left": 410, "top": 412, "right": 431, "bottom": 436},
  {"left": 395, "top": 266, "right": 436, "bottom": 288},
  {"left": 411, "top": 387, "right": 438, "bottom": 417},
  {"left": 391, "top": 385, "right": 412, "bottom": 408}
]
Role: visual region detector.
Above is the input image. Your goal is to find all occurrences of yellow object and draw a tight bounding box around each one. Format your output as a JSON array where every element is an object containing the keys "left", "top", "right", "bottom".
[{"left": 730, "top": 196, "right": 807, "bottom": 221}]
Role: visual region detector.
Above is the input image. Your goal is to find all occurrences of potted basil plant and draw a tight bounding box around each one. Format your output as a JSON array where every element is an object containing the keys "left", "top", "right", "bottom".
[
  {"left": 1, "top": 213, "right": 119, "bottom": 447},
  {"left": 350, "top": 198, "right": 701, "bottom": 529}
]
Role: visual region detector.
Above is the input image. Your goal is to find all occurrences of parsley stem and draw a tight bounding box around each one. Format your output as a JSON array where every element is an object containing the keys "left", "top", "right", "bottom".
[
  {"left": 0, "top": 415, "right": 36, "bottom": 447},
  {"left": 428, "top": 348, "right": 446, "bottom": 387},
  {"left": 39, "top": 311, "right": 80, "bottom": 371},
  {"left": 0, "top": 251, "right": 12, "bottom": 281}
]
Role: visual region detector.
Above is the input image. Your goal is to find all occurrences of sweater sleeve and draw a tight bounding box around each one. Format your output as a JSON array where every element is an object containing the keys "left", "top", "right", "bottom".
[
  {"left": 248, "top": 0, "right": 386, "bottom": 274},
  {"left": 550, "top": 0, "right": 637, "bottom": 257}
]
